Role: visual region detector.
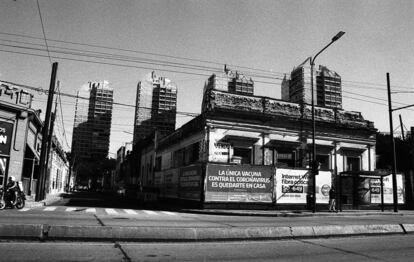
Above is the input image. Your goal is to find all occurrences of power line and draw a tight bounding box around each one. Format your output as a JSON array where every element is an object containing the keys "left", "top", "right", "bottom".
[
  {"left": 35, "top": 0, "right": 51, "bottom": 65},
  {"left": 0, "top": 31, "right": 286, "bottom": 77},
  {"left": 2, "top": 31, "right": 413, "bottom": 91}
]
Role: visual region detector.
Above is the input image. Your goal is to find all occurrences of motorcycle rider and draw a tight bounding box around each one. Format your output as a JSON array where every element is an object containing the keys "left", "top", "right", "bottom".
[{"left": 6, "top": 176, "right": 18, "bottom": 205}]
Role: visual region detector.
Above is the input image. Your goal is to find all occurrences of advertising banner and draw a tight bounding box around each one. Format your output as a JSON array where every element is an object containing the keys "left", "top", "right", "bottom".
[
  {"left": 275, "top": 169, "right": 331, "bottom": 204},
  {"left": 0, "top": 121, "right": 13, "bottom": 155},
  {"left": 370, "top": 174, "right": 404, "bottom": 204},
  {"left": 179, "top": 165, "right": 202, "bottom": 201},
  {"left": 205, "top": 164, "right": 273, "bottom": 203}
]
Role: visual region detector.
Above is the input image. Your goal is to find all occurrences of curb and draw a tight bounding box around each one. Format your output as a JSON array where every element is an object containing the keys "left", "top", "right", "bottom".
[
  {"left": 1, "top": 224, "right": 412, "bottom": 242},
  {"left": 178, "top": 209, "right": 408, "bottom": 218}
]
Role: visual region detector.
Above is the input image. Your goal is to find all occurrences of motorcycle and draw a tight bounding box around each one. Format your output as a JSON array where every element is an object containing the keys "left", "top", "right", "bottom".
[{"left": 0, "top": 185, "right": 26, "bottom": 210}]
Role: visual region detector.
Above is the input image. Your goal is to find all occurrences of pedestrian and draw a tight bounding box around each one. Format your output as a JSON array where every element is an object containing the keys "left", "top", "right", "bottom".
[{"left": 329, "top": 187, "right": 337, "bottom": 212}]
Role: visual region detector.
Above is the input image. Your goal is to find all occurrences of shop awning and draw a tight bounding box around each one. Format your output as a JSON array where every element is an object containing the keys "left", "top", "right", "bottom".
[
  {"left": 220, "top": 135, "right": 259, "bottom": 146},
  {"left": 340, "top": 170, "right": 390, "bottom": 178},
  {"left": 266, "top": 140, "right": 301, "bottom": 148}
]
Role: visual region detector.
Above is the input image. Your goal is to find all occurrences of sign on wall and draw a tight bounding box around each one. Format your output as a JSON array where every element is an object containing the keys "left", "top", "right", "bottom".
[
  {"left": 0, "top": 121, "right": 13, "bottom": 155},
  {"left": 370, "top": 174, "right": 404, "bottom": 204},
  {"left": 179, "top": 165, "right": 202, "bottom": 201},
  {"left": 205, "top": 164, "right": 273, "bottom": 203},
  {"left": 275, "top": 168, "right": 331, "bottom": 204},
  {"left": 210, "top": 142, "right": 230, "bottom": 163}
]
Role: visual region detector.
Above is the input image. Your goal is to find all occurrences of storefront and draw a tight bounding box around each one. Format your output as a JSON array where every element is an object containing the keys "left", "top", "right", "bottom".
[
  {"left": 0, "top": 81, "right": 42, "bottom": 195},
  {"left": 338, "top": 171, "right": 405, "bottom": 210}
]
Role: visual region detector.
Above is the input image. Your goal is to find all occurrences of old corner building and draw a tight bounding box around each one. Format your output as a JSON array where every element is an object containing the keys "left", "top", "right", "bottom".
[
  {"left": 128, "top": 69, "right": 403, "bottom": 210},
  {"left": 0, "top": 81, "right": 69, "bottom": 198}
]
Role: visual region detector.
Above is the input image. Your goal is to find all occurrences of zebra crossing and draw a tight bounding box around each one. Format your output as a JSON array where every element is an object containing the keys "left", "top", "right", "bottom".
[{"left": 18, "top": 206, "right": 178, "bottom": 217}]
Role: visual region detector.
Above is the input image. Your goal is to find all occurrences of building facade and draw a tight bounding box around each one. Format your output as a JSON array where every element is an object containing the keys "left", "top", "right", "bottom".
[
  {"left": 71, "top": 81, "right": 113, "bottom": 183},
  {"left": 288, "top": 57, "right": 315, "bottom": 105},
  {"left": 129, "top": 76, "right": 394, "bottom": 209},
  {"left": 201, "top": 67, "right": 254, "bottom": 112},
  {"left": 286, "top": 59, "right": 342, "bottom": 109},
  {"left": 316, "top": 65, "right": 342, "bottom": 109},
  {"left": 133, "top": 72, "right": 177, "bottom": 145},
  {"left": 0, "top": 81, "right": 43, "bottom": 196},
  {"left": 47, "top": 136, "right": 69, "bottom": 195}
]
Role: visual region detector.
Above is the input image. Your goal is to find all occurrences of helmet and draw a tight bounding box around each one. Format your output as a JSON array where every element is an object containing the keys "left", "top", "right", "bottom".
[{"left": 8, "top": 176, "right": 15, "bottom": 181}]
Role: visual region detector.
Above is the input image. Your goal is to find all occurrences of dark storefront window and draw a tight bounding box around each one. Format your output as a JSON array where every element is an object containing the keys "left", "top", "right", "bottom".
[
  {"left": 346, "top": 156, "right": 361, "bottom": 171},
  {"left": 316, "top": 154, "right": 330, "bottom": 170},
  {"left": 233, "top": 147, "right": 251, "bottom": 164},
  {"left": 276, "top": 150, "right": 295, "bottom": 168}
]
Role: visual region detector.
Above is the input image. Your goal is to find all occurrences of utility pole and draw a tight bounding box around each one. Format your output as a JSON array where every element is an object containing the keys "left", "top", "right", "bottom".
[
  {"left": 386, "top": 72, "right": 399, "bottom": 212},
  {"left": 399, "top": 114, "right": 405, "bottom": 140},
  {"left": 35, "top": 62, "right": 58, "bottom": 201}
]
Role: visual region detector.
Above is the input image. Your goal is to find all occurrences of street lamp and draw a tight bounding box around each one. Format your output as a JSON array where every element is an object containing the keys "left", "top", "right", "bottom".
[{"left": 310, "top": 31, "right": 345, "bottom": 213}]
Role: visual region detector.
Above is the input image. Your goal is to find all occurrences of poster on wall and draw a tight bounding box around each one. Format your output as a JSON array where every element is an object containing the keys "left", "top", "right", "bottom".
[
  {"left": 154, "top": 168, "right": 179, "bottom": 199},
  {"left": 205, "top": 164, "right": 273, "bottom": 203},
  {"left": 275, "top": 168, "right": 331, "bottom": 204},
  {"left": 179, "top": 165, "right": 202, "bottom": 201},
  {"left": 0, "top": 121, "right": 13, "bottom": 155},
  {"left": 370, "top": 174, "right": 404, "bottom": 204},
  {"left": 209, "top": 142, "right": 230, "bottom": 163}
]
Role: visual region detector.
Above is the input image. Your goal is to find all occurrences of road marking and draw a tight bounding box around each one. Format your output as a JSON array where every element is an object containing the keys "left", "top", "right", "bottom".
[
  {"left": 85, "top": 208, "right": 96, "bottom": 213},
  {"left": 105, "top": 208, "right": 118, "bottom": 215},
  {"left": 44, "top": 206, "right": 57, "bottom": 211},
  {"left": 161, "top": 211, "right": 176, "bottom": 216},
  {"left": 124, "top": 209, "right": 137, "bottom": 215},
  {"left": 19, "top": 208, "right": 30, "bottom": 212},
  {"left": 143, "top": 210, "right": 157, "bottom": 215},
  {"left": 65, "top": 207, "right": 77, "bottom": 212}
]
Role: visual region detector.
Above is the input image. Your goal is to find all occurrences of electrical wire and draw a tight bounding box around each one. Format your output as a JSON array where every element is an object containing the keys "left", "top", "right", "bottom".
[{"left": 35, "top": 0, "right": 52, "bottom": 65}]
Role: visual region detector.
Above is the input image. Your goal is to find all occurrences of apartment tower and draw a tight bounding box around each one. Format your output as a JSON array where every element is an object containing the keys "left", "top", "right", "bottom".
[
  {"left": 285, "top": 59, "right": 342, "bottom": 109},
  {"left": 133, "top": 72, "right": 177, "bottom": 145},
  {"left": 71, "top": 81, "right": 113, "bottom": 163}
]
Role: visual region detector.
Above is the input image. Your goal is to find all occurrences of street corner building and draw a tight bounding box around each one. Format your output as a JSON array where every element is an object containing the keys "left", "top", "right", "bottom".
[
  {"left": 0, "top": 81, "right": 69, "bottom": 199},
  {"left": 124, "top": 68, "right": 405, "bottom": 210}
]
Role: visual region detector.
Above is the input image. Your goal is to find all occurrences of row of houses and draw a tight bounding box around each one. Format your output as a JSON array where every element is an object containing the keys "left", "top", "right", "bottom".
[
  {"left": 115, "top": 70, "right": 406, "bottom": 210},
  {"left": 0, "top": 81, "right": 71, "bottom": 199}
]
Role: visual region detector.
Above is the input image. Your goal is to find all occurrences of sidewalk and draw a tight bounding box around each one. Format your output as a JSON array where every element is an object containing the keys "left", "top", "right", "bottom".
[
  {"left": 1, "top": 208, "right": 413, "bottom": 242},
  {"left": 24, "top": 193, "right": 65, "bottom": 208}
]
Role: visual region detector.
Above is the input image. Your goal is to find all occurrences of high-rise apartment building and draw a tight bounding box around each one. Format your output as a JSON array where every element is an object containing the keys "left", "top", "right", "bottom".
[
  {"left": 72, "top": 81, "right": 113, "bottom": 164},
  {"left": 133, "top": 72, "right": 177, "bottom": 145},
  {"left": 201, "top": 66, "right": 254, "bottom": 112},
  {"left": 316, "top": 65, "right": 342, "bottom": 109},
  {"left": 285, "top": 59, "right": 342, "bottom": 109},
  {"left": 281, "top": 74, "right": 290, "bottom": 101},
  {"left": 288, "top": 57, "right": 316, "bottom": 105}
]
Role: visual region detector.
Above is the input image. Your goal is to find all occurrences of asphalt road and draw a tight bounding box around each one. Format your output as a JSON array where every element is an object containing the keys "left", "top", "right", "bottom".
[
  {"left": 1, "top": 191, "right": 413, "bottom": 229},
  {"left": 1, "top": 234, "right": 413, "bottom": 261}
]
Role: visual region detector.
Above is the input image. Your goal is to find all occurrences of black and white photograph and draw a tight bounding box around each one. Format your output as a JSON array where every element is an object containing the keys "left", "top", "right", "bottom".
[{"left": 1, "top": 0, "right": 414, "bottom": 261}]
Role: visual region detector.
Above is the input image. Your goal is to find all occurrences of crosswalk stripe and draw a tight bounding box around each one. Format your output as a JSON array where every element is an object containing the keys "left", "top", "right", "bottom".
[
  {"left": 65, "top": 207, "right": 77, "bottom": 212},
  {"left": 85, "top": 208, "right": 96, "bottom": 213},
  {"left": 124, "top": 209, "right": 137, "bottom": 215},
  {"left": 105, "top": 208, "right": 118, "bottom": 215},
  {"left": 19, "top": 208, "right": 30, "bottom": 212},
  {"left": 161, "top": 211, "right": 176, "bottom": 216},
  {"left": 143, "top": 210, "right": 157, "bottom": 215},
  {"left": 44, "top": 207, "right": 57, "bottom": 211}
]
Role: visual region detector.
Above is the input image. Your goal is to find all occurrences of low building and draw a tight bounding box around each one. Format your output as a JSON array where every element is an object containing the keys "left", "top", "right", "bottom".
[
  {"left": 132, "top": 86, "right": 397, "bottom": 209},
  {"left": 47, "top": 136, "right": 69, "bottom": 195},
  {"left": 0, "top": 81, "right": 42, "bottom": 195}
]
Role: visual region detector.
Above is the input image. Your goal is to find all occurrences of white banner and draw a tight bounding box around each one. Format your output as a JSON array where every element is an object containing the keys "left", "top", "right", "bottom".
[
  {"left": 275, "top": 169, "right": 331, "bottom": 204},
  {"left": 370, "top": 174, "right": 404, "bottom": 204}
]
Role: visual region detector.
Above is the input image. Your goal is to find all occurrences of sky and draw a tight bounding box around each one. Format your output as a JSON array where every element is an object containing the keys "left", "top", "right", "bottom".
[{"left": 0, "top": 0, "right": 413, "bottom": 157}]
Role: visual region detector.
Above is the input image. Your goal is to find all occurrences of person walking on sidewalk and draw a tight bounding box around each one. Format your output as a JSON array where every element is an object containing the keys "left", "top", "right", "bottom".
[{"left": 329, "top": 187, "right": 337, "bottom": 212}]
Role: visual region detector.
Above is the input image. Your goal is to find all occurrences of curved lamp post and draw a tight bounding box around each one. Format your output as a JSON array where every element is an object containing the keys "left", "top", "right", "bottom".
[{"left": 310, "top": 31, "right": 345, "bottom": 213}]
